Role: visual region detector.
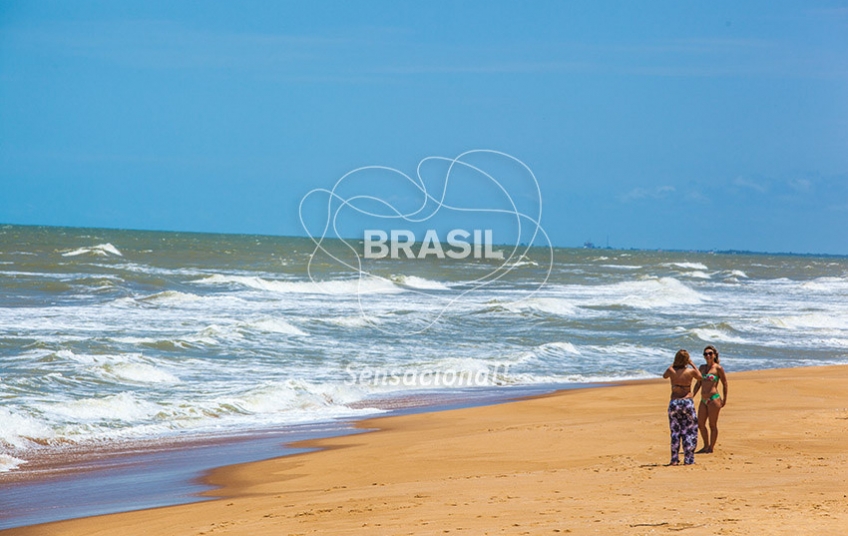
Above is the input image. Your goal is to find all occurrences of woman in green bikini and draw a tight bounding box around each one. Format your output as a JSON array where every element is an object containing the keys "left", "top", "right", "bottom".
[{"left": 694, "top": 345, "right": 728, "bottom": 454}]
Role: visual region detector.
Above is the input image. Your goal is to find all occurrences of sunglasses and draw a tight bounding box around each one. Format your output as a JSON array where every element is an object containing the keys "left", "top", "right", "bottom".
[{"left": 703, "top": 351, "right": 715, "bottom": 356}]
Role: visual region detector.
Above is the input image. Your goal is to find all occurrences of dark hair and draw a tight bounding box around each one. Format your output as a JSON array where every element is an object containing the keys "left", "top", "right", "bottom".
[
  {"left": 673, "top": 349, "right": 690, "bottom": 368},
  {"left": 703, "top": 345, "right": 720, "bottom": 364}
]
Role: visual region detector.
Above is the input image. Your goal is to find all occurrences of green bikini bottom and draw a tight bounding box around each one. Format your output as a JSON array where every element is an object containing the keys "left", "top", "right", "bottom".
[{"left": 701, "top": 392, "right": 721, "bottom": 404}]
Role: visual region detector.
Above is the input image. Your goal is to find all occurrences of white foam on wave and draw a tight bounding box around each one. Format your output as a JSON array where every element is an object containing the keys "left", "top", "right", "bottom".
[
  {"left": 764, "top": 313, "right": 848, "bottom": 332},
  {"left": 0, "top": 407, "right": 56, "bottom": 449},
  {"left": 41, "top": 392, "right": 160, "bottom": 423},
  {"left": 800, "top": 277, "right": 848, "bottom": 293},
  {"left": 600, "top": 264, "right": 643, "bottom": 270},
  {"left": 321, "top": 315, "right": 382, "bottom": 328},
  {"left": 192, "top": 324, "right": 244, "bottom": 344},
  {"left": 538, "top": 341, "right": 582, "bottom": 356},
  {"left": 501, "top": 297, "right": 580, "bottom": 317},
  {"left": 588, "top": 277, "right": 706, "bottom": 309},
  {"left": 240, "top": 318, "right": 308, "bottom": 337},
  {"left": 682, "top": 270, "right": 712, "bottom": 279},
  {"left": 691, "top": 328, "right": 751, "bottom": 344},
  {"left": 508, "top": 258, "right": 539, "bottom": 268},
  {"left": 214, "top": 379, "right": 373, "bottom": 418},
  {"left": 196, "top": 274, "right": 402, "bottom": 295},
  {"left": 103, "top": 362, "right": 181, "bottom": 385},
  {"left": 0, "top": 454, "right": 28, "bottom": 472},
  {"left": 517, "top": 341, "right": 669, "bottom": 367},
  {"left": 665, "top": 262, "right": 708, "bottom": 271},
  {"left": 62, "top": 243, "right": 123, "bottom": 257},
  {"left": 52, "top": 350, "right": 182, "bottom": 385},
  {"left": 391, "top": 275, "right": 451, "bottom": 291},
  {"left": 137, "top": 291, "right": 202, "bottom": 305}
]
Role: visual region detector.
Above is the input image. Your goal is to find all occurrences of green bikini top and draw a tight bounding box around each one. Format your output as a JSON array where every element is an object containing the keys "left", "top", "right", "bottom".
[{"left": 703, "top": 372, "right": 719, "bottom": 383}]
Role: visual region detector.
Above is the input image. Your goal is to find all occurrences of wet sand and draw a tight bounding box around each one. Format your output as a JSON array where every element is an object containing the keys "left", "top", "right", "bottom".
[{"left": 5, "top": 365, "right": 848, "bottom": 535}]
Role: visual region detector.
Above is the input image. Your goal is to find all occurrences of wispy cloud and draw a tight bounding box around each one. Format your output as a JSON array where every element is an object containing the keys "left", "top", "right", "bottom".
[
  {"left": 733, "top": 176, "right": 769, "bottom": 193},
  {"left": 619, "top": 185, "right": 676, "bottom": 203}
]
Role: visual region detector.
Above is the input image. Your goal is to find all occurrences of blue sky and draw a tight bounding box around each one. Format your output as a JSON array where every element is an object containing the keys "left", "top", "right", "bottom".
[{"left": 1, "top": 1, "right": 847, "bottom": 254}]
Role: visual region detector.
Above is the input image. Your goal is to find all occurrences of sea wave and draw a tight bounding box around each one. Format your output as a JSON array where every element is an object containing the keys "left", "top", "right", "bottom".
[
  {"left": 600, "top": 264, "right": 643, "bottom": 270},
  {"left": 100, "top": 362, "right": 181, "bottom": 385},
  {"left": 681, "top": 270, "right": 712, "bottom": 279},
  {"left": 690, "top": 327, "right": 752, "bottom": 344},
  {"left": 763, "top": 312, "right": 848, "bottom": 332},
  {"left": 195, "top": 274, "right": 402, "bottom": 295},
  {"left": 62, "top": 243, "right": 123, "bottom": 257},
  {"left": 497, "top": 297, "right": 581, "bottom": 317},
  {"left": 137, "top": 291, "right": 202, "bottom": 305},
  {"left": 390, "top": 275, "right": 451, "bottom": 290},
  {"left": 0, "top": 406, "right": 57, "bottom": 449},
  {"left": 0, "top": 454, "right": 27, "bottom": 473},
  {"left": 319, "top": 315, "right": 382, "bottom": 328},
  {"left": 586, "top": 277, "right": 706, "bottom": 309},
  {"left": 238, "top": 318, "right": 309, "bottom": 337},
  {"left": 664, "top": 262, "right": 708, "bottom": 270}
]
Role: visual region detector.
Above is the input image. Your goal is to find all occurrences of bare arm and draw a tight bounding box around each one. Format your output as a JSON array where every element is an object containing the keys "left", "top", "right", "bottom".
[
  {"left": 718, "top": 366, "right": 728, "bottom": 406},
  {"left": 690, "top": 361, "right": 703, "bottom": 381},
  {"left": 693, "top": 364, "right": 705, "bottom": 396}
]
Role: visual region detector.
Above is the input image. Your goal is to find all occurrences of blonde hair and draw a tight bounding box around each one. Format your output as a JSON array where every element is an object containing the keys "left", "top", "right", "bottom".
[{"left": 673, "top": 349, "right": 690, "bottom": 368}]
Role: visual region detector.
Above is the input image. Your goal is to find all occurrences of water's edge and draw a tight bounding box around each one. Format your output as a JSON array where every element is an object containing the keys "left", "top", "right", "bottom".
[{"left": 0, "top": 383, "right": 585, "bottom": 531}]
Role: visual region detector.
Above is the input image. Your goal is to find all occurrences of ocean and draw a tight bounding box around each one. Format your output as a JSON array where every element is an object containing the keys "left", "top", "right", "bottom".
[{"left": 2, "top": 224, "right": 848, "bottom": 477}]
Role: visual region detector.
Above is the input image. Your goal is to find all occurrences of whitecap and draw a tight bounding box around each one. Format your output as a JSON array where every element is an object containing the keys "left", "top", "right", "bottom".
[
  {"left": 0, "top": 407, "right": 56, "bottom": 449},
  {"left": 501, "top": 297, "right": 580, "bottom": 317},
  {"left": 764, "top": 313, "right": 848, "bottom": 332},
  {"left": 137, "top": 291, "right": 202, "bottom": 304},
  {"left": 589, "top": 277, "right": 706, "bottom": 309},
  {"left": 665, "top": 262, "right": 708, "bottom": 270},
  {"left": 61, "top": 243, "right": 123, "bottom": 257},
  {"left": 682, "top": 270, "right": 712, "bottom": 279},
  {"left": 103, "top": 362, "right": 181, "bottom": 385},
  {"left": 691, "top": 328, "right": 751, "bottom": 344},
  {"left": 241, "top": 318, "right": 308, "bottom": 337},
  {"left": 538, "top": 341, "right": 582, "bottom": 355},
  {"left": 0, "top": 454, "right": 28, "bottom": 472},
  {"left": 43, "top": 392, "right": 159, "bottom": 422},
  {"left": 600, "top": 264, "right": 643, "bottom": 270},
  {"left": 195, "top": 274, "right": 402, "bottom": 295},
  {"left": 391, "top": 275, "right": 450, "bottom": 291},
  {"left": 321, "top": 315, "right": 381, "bottom": 328}
]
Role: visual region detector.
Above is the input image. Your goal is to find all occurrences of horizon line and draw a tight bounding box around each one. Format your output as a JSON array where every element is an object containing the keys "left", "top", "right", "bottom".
[{"left": 2, "top": 221, "right": 846, "bottom": 259}]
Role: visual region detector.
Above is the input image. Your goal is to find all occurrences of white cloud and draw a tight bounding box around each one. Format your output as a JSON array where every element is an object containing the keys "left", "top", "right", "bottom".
[
  {"left": 619, "top": 185, "right": 676, "bottom": 202},
  {"left": 733, "top": 176, "right": 768, "bottom": 193}
]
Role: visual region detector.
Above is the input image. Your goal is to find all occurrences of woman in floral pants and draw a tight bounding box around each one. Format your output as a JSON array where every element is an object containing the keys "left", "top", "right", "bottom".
[{"left": 663, "top": 349, "right": 703, "bottom": 465}]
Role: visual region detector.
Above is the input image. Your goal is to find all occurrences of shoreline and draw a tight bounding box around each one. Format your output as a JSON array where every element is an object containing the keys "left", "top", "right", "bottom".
[
  {"left": 4, "top": 364, "right": 848, "bottom": 534},
  {"left": 0, "top": 383, "right": 571, "bottom": 530}
]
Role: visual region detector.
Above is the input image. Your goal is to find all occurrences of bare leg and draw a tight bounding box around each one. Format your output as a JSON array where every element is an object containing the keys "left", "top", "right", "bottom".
[
  {"left": 696, "top": 400, "right": 710, "bottom": 453},
  {"left": 707, "top": 399, "right": 722, "bottom": 452}
]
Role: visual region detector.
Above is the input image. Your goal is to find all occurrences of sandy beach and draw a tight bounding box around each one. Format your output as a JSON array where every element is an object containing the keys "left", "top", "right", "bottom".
[{"left": 5, "top": 365, "right": 848, "bottom": 536}]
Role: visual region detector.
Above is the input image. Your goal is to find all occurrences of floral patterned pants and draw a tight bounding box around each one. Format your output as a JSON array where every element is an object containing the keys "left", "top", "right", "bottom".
[{"left": 668, "top": 398, "right": 698, "bottom": 465}]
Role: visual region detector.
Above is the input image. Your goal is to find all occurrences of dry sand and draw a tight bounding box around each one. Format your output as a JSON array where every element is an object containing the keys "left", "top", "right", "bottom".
[{"left": 5, "top": 365, "right": 848, "bottom": 536}]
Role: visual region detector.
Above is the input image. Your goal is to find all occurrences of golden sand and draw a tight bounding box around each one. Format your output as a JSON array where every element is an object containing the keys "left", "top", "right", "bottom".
[{"left": 6, "top": 366, "right": 848, "bottom": 535}]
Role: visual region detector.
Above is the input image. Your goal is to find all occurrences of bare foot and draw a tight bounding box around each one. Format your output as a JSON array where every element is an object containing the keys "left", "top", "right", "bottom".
[{"left": 696, "top": 447, "right": 711, "bottom": 454}]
